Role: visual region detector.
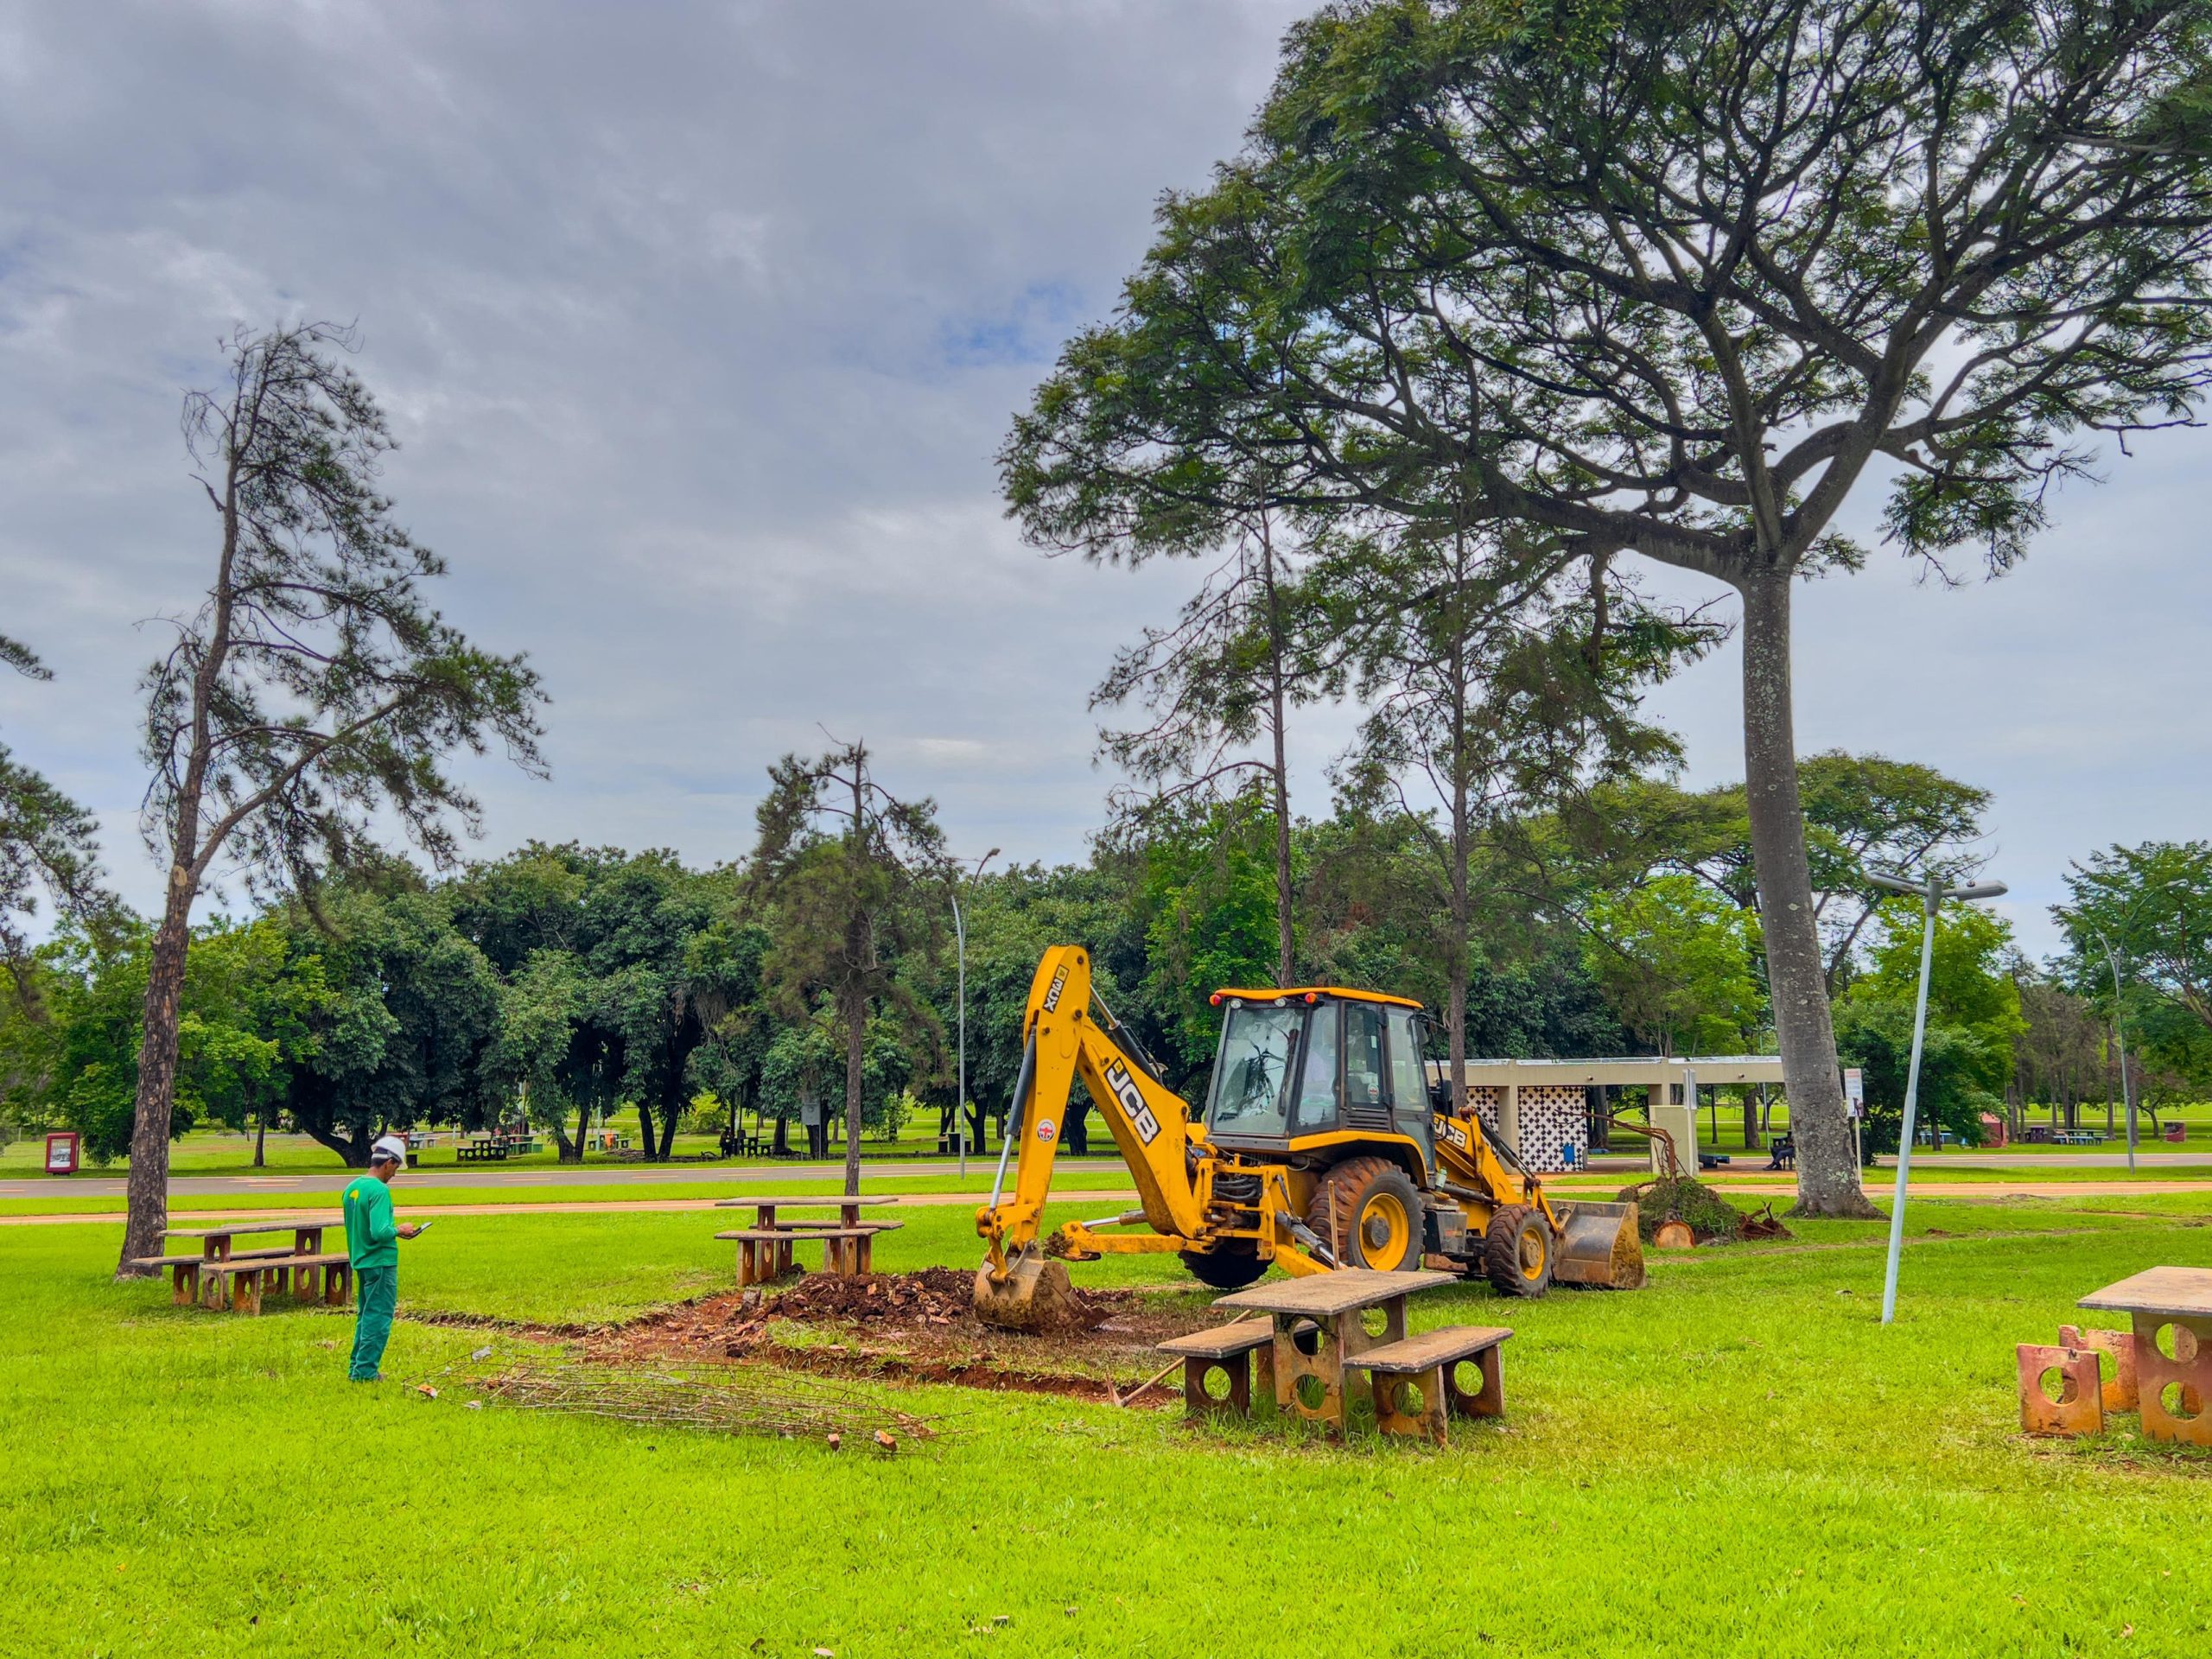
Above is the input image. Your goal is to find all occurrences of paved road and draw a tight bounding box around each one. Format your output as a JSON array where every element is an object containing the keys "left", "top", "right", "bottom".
[{"left": 0, "top": 1157, "right": 1135, "bottom": 1202}]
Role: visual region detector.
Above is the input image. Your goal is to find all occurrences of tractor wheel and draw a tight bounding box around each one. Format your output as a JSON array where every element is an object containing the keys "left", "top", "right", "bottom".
[
  {"left": 1484, "top": 1204, "right": 1554, "bottom": 1298},
  {"left": 1179, "top": 1243, "right": 1266, "bottom": 1290},
  {"left": 1307, "top": 1157, "right": 1423, "bottom": 1273}
]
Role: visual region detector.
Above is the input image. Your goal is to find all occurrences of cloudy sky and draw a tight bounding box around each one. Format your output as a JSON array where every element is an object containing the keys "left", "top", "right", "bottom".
[{"left": 2, "top": 0, "right": 2205, "bottom": 962}]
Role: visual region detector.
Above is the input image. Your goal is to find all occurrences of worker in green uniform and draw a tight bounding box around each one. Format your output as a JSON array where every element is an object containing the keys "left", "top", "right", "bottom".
[{"left": 341, "top": 1135, "right": 423, "bottom": 1382}]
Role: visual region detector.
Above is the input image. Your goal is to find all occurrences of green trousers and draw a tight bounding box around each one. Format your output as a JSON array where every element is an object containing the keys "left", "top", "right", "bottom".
[{"left": 350, "top": 1266, "right": 397, "bottom": 1380}]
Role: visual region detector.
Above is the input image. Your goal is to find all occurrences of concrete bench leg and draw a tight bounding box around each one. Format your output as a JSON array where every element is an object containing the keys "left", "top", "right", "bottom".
[
  {"left": 2018, "top": 1343, "right": 2103, "bottom": 1437},
  {"left": 326, "top": 1263, "right": 352, "bottom": 1307},
  {"left": 1371, "top": 1364, "right": 1450, "bottom": 1446},
  {"left": 2061, "top": 1325, "right": 2139, "bottom": 1412},
  {"left": 1445, "top": 1348, "right": 1505, "bottom": 1420},
  {"left": 231, "top": 1271, "right": 264, "bottom": 1317},
  {"left": 170, "top": 1262, "right": 200, "bottom": 1306},
  {"left": 1182, "top": 1354, "right": 1255, "bottom": 1420}
]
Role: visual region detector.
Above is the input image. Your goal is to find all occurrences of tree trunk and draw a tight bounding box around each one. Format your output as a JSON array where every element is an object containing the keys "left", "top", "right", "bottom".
[
  {"left": 253, "top": 1110, "right": 266, "bottom": 1168},
  {"left": 117, "top": 874, "right": 194, "bottom": 1275},
  {"left": 1261, "top": 542, "right": 1296, "bottom": 988},
  {"left": 656, "top": 1090, "right": 679, "bottom": 1160},
  {"left": 297, "top": 1121, "right": 373, "bottom": 1167},
  {"left": 1738, "top": 572, "right": 1876, "bottom": 1218},
  {"left": 1444, "top": 654, "right": 1471, "bottom": 1118},
  {"left": 842, "top": 981, "right": 865, "bottom": 1197}
]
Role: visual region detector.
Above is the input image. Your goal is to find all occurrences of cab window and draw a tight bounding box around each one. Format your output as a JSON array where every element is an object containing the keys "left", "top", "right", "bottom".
[
  {"left": 1291, "top": 1002, "right": 1342, "bottom": 1133},
  {"left": 1205, "top": 1002, "right": 1301, "bottom": 1139},
  {"left": 1386, "top": 1007, "right": 1428, "bottom": 1127},
  {"left": 1345, "top": 1002, "right": 1386, "bottom": 1116}
]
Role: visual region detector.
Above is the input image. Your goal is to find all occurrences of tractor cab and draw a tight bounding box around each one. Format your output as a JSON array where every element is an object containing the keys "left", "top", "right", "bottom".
[{"left": 1202, "top": 987, "right": 1435, "bottom": 1169}]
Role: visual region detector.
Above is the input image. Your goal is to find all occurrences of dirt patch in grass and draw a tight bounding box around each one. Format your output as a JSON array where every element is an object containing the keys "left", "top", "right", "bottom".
[{"left": 582, "top": 1267, "right": 1225, "bottom": 1405}]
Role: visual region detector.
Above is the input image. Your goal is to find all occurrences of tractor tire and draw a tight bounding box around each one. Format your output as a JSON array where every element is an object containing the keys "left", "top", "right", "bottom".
[
  {"left": 1179, "top": 1243, "right": 1266, "bottom": 1290},
  {"left": 1484, "top": 1203, "right": 1554, "bottom": 1299},
  {"left": 1307, "top": 1156, "right": 1423, "bottom": 1273}
]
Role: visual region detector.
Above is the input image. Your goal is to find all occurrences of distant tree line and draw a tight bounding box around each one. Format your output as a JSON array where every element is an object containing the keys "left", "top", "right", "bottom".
[{"left": 10, "top": 741, "right": 2201, "bottom": 1168}]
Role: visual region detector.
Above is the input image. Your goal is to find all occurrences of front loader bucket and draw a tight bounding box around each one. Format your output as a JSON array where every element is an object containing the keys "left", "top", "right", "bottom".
[
  {"left": 1552, "top": 1200, "right": 1645, "bottom": 1290},
  {"left": 974, "top": 1247, "right": 1084, "bottom": 1332}
]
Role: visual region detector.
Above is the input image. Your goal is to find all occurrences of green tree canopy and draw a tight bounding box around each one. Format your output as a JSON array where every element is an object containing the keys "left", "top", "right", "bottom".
[{"left": 1580, "top": 874, "right": 1764, "bottom": 1058}]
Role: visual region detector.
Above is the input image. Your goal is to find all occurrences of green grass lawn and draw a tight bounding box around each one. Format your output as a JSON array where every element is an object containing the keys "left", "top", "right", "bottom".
[
  {"left": 0, "top": 1169, "right": 1141, "bottom": 1219},
  {"left": 7, "top": 1192, "right": 2212, "bottom": 1656}
]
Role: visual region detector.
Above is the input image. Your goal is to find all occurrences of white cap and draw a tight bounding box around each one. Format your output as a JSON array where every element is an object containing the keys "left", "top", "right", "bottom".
[{"left": 370, "top": 1135, "right": 408, "bottom": 1164}]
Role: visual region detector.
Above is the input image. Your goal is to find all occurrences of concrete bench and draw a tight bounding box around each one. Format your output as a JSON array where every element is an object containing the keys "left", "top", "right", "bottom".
[
  {"left": 1348, "top": 1325, "right": 1513, "bottom": 1446},
  {"left": 715, "top": 1223, "right": 903, "bottom": 1286},
  {"left": 200, "top": 1252, "right": 354, "bottom": 1314},
  {"left": 1155, "top": 1319, "right": 1287, "bottom": 1419},
  {"left": 129, "top": 1244, "right": 317, "bottom": 1306},
  {"left": 129, "top": 1255, "right": 217, "bottom": 1306}
]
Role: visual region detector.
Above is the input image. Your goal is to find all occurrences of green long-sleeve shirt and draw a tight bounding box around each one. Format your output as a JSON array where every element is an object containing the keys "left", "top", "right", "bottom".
[{"left": 341, "top": 1175, "right": 399, "bottom": 1270}]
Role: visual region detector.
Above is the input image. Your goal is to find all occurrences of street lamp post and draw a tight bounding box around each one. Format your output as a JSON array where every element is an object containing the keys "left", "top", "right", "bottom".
[
  {"left": 950, "top": 849, "right": 999, "bottom": 1179},
  {"left": 1867, "top": 866, "right": 2008, "bottom": 1326},
  {"left": 2094, "top": 929, "right": 2137, "bottom": 1177}
]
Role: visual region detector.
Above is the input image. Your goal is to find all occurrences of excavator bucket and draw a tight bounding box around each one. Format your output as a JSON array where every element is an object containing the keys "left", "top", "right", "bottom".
[
  {"left": 1551, "top": 1200, "right": 1646, "bottom": 1289},
  {"left": 974, "top": 1246, "right": 1086, "bottom": 1332}
]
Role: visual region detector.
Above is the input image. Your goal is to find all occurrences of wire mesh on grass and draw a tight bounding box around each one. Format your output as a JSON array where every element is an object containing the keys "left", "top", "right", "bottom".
[{"left": 480, "top": 1359, "right": 937, "bottom": 1444}]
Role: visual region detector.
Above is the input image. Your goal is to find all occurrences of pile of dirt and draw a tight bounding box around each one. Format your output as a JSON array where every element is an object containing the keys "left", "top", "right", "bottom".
[
  {"left": 1618, "top": 1176, "right": 1791, "bottom": 1245},
  {"left": 591, "top": 1267, "right": 1211, "bottom": 1395},
  {"left": 771, "top": 1266, "right": 1126, "bottom": 1330}
]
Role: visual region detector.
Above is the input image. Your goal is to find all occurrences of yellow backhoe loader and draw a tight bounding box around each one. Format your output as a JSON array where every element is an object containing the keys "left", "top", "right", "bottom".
[{"left": 974, "top": 944, "right": 1644, "bottom": 1330}]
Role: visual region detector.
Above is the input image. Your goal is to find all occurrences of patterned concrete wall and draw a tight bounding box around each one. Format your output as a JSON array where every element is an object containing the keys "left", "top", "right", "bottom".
[
  {"left": 1514, "top": 1084, "right": 1587, "bottom": 1173},
  {"left": 1465, "top": 1086, "right": 1502, "bottom": 1138},
  {"left": 1461, "top": 1084, "right": 1586, "bottom": 1174}
]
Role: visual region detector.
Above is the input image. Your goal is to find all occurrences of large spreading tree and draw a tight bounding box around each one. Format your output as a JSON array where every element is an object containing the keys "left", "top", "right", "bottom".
[
  {"left": 1004, "top": 0, "right": 2212, "bottom": 1216},
  {"left": 118, "top": 321, "right": 545, "bottom": 1273}
]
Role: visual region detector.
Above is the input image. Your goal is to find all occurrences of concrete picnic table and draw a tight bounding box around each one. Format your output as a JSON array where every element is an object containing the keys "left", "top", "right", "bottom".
[
  {"left": 1212, "top": 1268, "right": 1454, "bottom": 1431},
  {"left": 150, "top": 1215, "right": 352, "bottom": 1313},
  {"left": 162, "top": 1215, "right": 335, "bottom": 1261},
  {"left": 712, "top": 1194, "right": 903, "bottom": 1285},
  {"left": 2080, "top": 1266, "right": 2212, "bottom": 1446}
]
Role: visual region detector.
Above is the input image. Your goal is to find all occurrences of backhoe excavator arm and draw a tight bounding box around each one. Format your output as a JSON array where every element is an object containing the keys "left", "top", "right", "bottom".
[{"left": 976, "top": 944, "right": 1208, "bottom": 1271}]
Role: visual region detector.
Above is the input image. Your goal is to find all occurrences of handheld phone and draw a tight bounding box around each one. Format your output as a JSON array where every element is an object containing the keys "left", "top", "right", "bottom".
[{"left": 413, "top": 1218, "right": 433, "bottom": 1235}]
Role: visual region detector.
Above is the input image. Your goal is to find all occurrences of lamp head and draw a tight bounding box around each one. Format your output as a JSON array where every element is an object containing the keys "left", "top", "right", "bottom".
[{"left": 1945, "top": 880, "right": 2008, "bottom": 902}]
